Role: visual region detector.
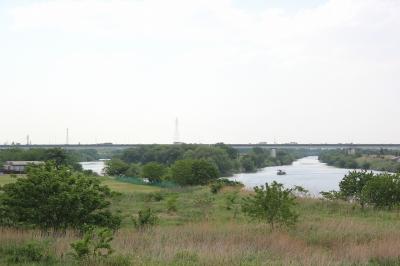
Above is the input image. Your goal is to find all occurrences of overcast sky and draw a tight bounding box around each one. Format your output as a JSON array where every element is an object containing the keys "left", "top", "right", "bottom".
[{"left": 1, "top": 0, "right": 399, "bottom": 144}]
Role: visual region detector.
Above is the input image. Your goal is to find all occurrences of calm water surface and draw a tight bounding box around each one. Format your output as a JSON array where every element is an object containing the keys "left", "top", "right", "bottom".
[
  {"left": 230, "top": 156, "right": 355, "bottom": 196},
  {"left": 80, "top": 161, "right": 107, "bottom": 175}
]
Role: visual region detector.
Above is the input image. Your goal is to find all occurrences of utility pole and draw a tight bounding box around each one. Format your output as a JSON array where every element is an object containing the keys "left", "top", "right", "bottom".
[{"left": 66, "top": 128, "right": 69, "bottom": 145}]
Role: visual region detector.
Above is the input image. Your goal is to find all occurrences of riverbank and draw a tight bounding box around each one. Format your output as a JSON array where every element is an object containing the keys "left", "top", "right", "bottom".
[{"left": 1, "top": 176, "right": 400, "bottom": 265}]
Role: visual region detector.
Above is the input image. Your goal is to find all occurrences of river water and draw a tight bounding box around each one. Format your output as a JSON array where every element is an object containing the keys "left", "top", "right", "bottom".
[
  {"left": 230, "top": 156, "right": 354, "bottom": 196},
  {"left": 80, "top": 156, "right": 356, "bottom": 196},
  {"left": 80, "top": 161, "right": 107, "bottom": 175}
]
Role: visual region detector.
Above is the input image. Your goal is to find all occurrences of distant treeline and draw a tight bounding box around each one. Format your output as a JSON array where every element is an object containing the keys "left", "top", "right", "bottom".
[
  {"left": 106, "top": 144, "right": 311, "bottom": 178},
  {"left": 319, "top": 149, "right": 400, "bottom": 173},
  {"left": 0, "top": 148, "right": 101, "bottom": 171}
]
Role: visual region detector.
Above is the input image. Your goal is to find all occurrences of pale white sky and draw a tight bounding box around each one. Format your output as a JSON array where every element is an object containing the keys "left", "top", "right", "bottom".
[{"left": 0, "top": 0, "right": 399, "bottom": 144}]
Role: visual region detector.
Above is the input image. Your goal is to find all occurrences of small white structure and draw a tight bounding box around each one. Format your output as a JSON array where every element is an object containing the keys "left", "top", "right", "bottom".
[
  {"left": 270, "top": 148, "right": 277, "bottom": 158},
  {"left": 3, "top": 161, "right": 43, "bottom": 174}
]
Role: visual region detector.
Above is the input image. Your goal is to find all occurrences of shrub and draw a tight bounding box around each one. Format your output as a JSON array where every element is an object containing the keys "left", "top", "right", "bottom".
[
  {"left": 70, "top": 226, "right": 114, "bottom": 259},
  {"left": 104, "top": 158, "right": 129, "bottom": 176},
  {"left": 339, "top": 171, "right": 374, "bottom": 208},
  {"left": 0, "top": 162, "right": 120, "bottom": 231},
  {"left": 133, "top": 208, "right": 158, "bottom": 229},
  {"left": 242, "top": 182, "right": 298, "bottom": 229},
  {"left": 166, "top": 195, "right": 178, "bottom": 213},
  {"left": 171, "top": 159, "right": 219, "bottom": 186},
  {"left": 144, "top": 191, "right": 165, "bottom": 202},
  {"left": 141, "top": 162, "right": 166, "bottom": 183},
  {"left": 361, "top": 173, "right": 400, "bottom": 210}
]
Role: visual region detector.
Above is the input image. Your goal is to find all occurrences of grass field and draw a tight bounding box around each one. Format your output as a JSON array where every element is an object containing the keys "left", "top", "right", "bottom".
[{"left": 2, "top": 176, "right": 400, "bottom": 265}]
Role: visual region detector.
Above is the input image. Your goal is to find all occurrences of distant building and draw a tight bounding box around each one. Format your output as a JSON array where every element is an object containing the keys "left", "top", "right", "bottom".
[{"left": 3, "top": 161, "right": 44, "bottom": 174}]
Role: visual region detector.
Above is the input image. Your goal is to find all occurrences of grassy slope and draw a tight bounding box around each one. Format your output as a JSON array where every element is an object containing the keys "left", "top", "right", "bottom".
[{"left": 2, "top": 177, "right": 400, "bottom": 265}]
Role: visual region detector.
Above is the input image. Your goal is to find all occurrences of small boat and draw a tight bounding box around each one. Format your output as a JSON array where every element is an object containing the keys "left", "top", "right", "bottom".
[{"left": 277, "top": 169, "right": 286, "bottom": 175}]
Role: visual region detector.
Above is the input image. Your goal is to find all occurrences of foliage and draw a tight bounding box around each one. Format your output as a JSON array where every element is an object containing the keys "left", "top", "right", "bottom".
[
  {"left": 320, "top": 190, "right": 343, "bottom": 201},
  {"left": 133, "top": 208, "right": 158, "bottom": 229},
  {"left": 70, "top": 226, "right": 114, "bottom": 259},
  {"left": 166, "top": 195, "right": 178, "bottom": 213},
  {"left": 141, "top": 162, "right": 166, "bottom": 183},
  {"left": 339, "top": 171, "right": 374, "bottom": 208},
  {"left": 125, "top": 163, "right": 141, "bottom": 177},
  {"left": 361, "top": 173, "right": 400, "bottom": 210},
  {"left": 170, "top": 159, "right": 219, "bottom": 186},
  {"left": 104, "top": 158, "right": 129, "bottom": 176},
  {"left": 144, "top": 191, "right": 165, "bottom": 202},
  {"left": 240, "top": 155, "right": 256, "bottom": 173},
  {"left": 0, "top": 162, "right": 120, "bottom": 231},
  {"left": 242, "top": 182, "right": 298, "bottom": 228},
  {"left": 210, "top": 181, "right": 224, "bottom": 194},
  {"left": 0, "top": 241, "right": 54, "bottom": 264}
]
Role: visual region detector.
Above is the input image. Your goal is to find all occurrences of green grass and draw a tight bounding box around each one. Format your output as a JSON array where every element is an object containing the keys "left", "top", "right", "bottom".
[
  {"left": 0, "top": 174, "right": 18, "bottom": 186},
  {"left": 3, "top": 176, "right": 400, "bottom": 265}
]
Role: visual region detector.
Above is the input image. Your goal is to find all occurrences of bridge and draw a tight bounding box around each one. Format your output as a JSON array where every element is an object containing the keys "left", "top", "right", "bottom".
[{"left": 0, "top": 143, "right": 400, "bottom": 150}]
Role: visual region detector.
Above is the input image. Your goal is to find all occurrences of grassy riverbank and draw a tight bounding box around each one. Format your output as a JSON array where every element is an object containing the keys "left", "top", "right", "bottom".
[{"left": 1, "top": 175, "right": 400, "bottom": 265}]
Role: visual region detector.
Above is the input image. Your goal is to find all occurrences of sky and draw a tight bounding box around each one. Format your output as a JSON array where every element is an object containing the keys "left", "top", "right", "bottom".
[{"left": 0, "top": 0, "right": 399, "bottom": 144}]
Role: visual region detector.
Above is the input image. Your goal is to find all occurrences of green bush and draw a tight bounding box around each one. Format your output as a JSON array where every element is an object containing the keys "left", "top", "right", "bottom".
[
  {"left": 0, "top": 161, "right": 120, "bottom": 231},
  {"left": 166, "top": 195, "right": 178, "bottom": 213},
  {"left": 70, "top": 226, "right": 114, "bottom": 259},
  {"left": 133, "top": 208, "right": 158, "bottom": 229},
  {"left": 242, "top": 182, "right": 298, "bottom": 229}
]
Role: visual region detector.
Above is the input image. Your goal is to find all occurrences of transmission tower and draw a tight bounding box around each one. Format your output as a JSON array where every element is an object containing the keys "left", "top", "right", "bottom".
[
  {"left": 66, "top": 128, "right": 69, "bottom": 145},
  {"left": 173, "top": 118, "right": 180, "bottom": 144}
]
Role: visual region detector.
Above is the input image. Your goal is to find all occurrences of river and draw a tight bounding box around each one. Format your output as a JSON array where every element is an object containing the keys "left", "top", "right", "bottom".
[
  {"left": 230, "top": 156, "right": 354, "bottom": 196},
  {"left": 80, "top": 156, "right": 356, "bottom": 196}
]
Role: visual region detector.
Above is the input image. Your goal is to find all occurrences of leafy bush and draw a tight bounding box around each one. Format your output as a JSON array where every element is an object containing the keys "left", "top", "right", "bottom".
[
  {"left": 339, "top": 171, "right": 374, "bottom": 208},
  {"left": 133, "top": 208, "right": 158, "bottom": 229},
  {"left": 242, "top": 182, "right": 298, "bottom": 229},
  {"left": 171, "top": 159, "right": 219, "bottom": 186},
  {"left": 144, "top": 191, "right": 165, "bottom": 202},
  {"left": 0, "top": 161, "right": 120, "bottom": 231},
  {"left": 141, "top": 162, "right": 166, "bottom": 183},
  {"left": 70, "top": 226, "right": 114, "bottom": 259},
  {"left": 166, "top": 195, "right": 178, "bottom": 213},
  {"left": 361, "top": 173, "right": 400, "bottom": 210},
  {"left": 104, "top": 158, "right": 129, "bottom": 176}
]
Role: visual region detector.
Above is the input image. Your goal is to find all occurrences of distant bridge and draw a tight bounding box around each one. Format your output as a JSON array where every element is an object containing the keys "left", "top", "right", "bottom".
[{"left": 0, "top": 143, "right": 400, "bottom": 150}]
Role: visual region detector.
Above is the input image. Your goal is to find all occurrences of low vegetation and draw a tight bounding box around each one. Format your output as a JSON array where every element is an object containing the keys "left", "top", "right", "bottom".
[{"left": 1, "top": 162, "right": 400, "bottom": 265}]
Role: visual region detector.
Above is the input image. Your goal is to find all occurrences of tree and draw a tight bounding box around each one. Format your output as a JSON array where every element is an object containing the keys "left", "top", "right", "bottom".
[
  {"left": 141, "top": 162, "right": 166, "bottom": 183},
  {"left": 125, "top": 163, "right": 141, "bottom": 177},
  {"left": 339, "top": 171, "right": 374, "bottom": 208},
  {"left": 242, "top": 182, "right": 298, "bottom": 228},
  {"left": 104, "top": 159, "right": 129, "bottom": 176},
  {"left": 0, "top": 162, "right": 120, "bottom": 231},
  {"left": 240, "top": 156, "right": 256, "bottom": 173},
  {"left": 170, "top": 159, "right": 219, "bottom": 186},
  {"left": 361, "top": 173, "right": 400, "bottom": 210}
]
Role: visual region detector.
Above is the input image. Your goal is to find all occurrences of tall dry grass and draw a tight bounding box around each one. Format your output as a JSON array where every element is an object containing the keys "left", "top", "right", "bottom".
[{"left": 2, "top": 217, "right": 400, "bottom": 265}]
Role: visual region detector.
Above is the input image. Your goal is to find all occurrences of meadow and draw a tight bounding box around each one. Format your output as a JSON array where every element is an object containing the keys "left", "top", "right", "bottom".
[{"left": 1, "top": 175, "right": 400, "bottom": 265}]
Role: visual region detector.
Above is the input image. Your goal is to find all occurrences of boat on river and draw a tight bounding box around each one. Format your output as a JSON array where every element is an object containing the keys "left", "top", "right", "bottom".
[{"left": 277, "top": 169, "right": 286, "bottom": 175}]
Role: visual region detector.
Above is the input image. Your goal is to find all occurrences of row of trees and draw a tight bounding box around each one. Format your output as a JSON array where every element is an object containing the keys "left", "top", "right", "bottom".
[
  {"left": 0, "top": 148, "right": 101, "bottom": 171},
  {"left": 322, "top": 171, "right": 400, "bottom": 210},
  {"left": 319, "top": 149, "right": 400, "bottom": 172},
  {"left": 108, "top": 144, "right": 303, "bottom": 178}
]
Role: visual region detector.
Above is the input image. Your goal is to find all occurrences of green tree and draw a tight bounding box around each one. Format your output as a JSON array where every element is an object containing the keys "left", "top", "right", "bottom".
[
  {"left": 125, "top": 163, "right": 141, "bottom": 177},
  {"left": 361, "top": 173, "right": 400, "bottom": 210},
  {"left": 0, "top": 162, "right": 120, "bottom": 231},
  {"left": 170, "top": 159, "right": 219, "bottom": 186},
  {"left": 242, "top": 182, "right": 298, "bottom": 229},
  {"left": 339, "top": 171, "right": 374, "bottom": 208},
  {"left": 240, "top": 156, "right": 256, "bottom": 173},
  {"left": 104, "top": 159, "right": 129, "bottom": 176},
  {"left": 141, "top": 162, "right": 166, "bottom": 183}
]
